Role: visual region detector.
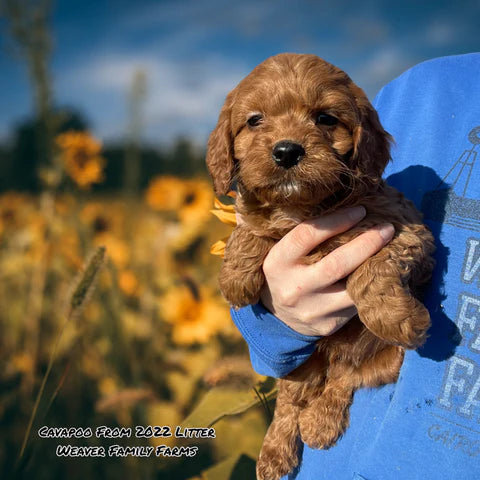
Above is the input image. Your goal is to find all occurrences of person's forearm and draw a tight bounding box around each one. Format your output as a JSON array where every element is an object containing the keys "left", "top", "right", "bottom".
[{"left": 231, "top": 304, "right": 321, "bottom": 377}]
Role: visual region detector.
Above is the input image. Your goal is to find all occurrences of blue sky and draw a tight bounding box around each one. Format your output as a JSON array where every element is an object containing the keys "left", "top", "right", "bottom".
[{"left": 0, "top": 0, "right": 479, "bottom": 146}]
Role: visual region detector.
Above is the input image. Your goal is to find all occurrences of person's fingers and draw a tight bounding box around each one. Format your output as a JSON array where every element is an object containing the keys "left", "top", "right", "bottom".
[
  {"left": 315, "top": 281, "right": 356, "bottom": 311},
  {"left": 260, "top": 279, "right": 356, "bottom": 328},
  {"left": 307, "top": 306, "right": 357, "bottom": 336},
  {"left": 235, "top": 212, "right": 245, "bottom": 225},
  {"left": 311, "top": 223, "right": 395, "bottom": 289},
  {"left": 265, "top": 206, "right": 367, "bottom": 267},
  {"left": 290, "top": 300, "right": 357, "bottom": 336},
  {"left": 297, "top": 285, "right": 355, "bottom": 320}
]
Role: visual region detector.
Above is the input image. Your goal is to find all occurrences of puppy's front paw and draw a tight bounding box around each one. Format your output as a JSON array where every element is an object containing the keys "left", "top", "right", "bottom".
[
  {"left": 359, "top": 299, "right": 430, "bottom": 349},
  {"left": 219, "top": 265, "right": 265, "bottom": 307}
]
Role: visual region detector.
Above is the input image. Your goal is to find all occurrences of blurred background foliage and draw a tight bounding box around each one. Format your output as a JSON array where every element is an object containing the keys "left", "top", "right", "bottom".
[{"left": 0, "top": 1, "right": 273, "bottom": 479}]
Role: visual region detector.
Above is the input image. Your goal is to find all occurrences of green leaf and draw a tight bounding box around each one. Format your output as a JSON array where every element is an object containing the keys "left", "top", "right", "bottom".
[
  {"left": 181, "top": 380, "right": 277, "bottom": 429},
  {"left": 202, "top": 453, "right": 256, "bottom": 480}
]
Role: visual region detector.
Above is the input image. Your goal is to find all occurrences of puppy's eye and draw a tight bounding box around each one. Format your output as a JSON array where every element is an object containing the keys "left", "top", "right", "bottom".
[
  {"left": 247, "top": 114, "right": 263, "bottom": 127},
  {"left": 315, "top": 112, "right": 338, "bottom": 126}
]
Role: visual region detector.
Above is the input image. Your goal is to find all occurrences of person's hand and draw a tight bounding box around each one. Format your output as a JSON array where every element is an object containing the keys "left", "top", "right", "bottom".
[{"left": 258, "top": 206, "right": 395, "bottom": 336}]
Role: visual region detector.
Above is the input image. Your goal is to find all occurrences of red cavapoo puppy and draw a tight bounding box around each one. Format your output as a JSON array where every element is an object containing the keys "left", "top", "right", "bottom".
[{"left": 206, "top": 53, "right": 435, "bottom": 480}]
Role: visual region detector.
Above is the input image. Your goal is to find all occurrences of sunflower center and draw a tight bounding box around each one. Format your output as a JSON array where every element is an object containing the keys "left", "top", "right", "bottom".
[
  {"left": 2, "top": 209, "right": 14, "bottom": 223},
  {"left": 74, "top": 151, "right": 90, "bottom": 169},
  {"left": 184, "top": 193, "right": 196, "bottom": 205},
  {"left": 93, "top": 216, "right": 109, "bottom": 233}
]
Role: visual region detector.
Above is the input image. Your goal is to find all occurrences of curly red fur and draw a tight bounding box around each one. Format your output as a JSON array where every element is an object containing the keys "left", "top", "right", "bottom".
[{"left": 206, "top": 53, "right": 435, "bottom": 480}]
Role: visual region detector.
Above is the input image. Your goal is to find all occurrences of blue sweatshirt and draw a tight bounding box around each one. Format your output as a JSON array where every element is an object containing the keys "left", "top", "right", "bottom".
[{"left": 231, "top": 53, "right": 480, "bottom": 480}]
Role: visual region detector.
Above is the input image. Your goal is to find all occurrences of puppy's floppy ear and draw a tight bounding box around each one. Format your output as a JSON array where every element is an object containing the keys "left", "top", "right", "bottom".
[
  {"left": 352, "top": 93, "right": 392, "bottom": 181},
  {"left": 206, "top": 93, "right": 235, "bottom": 196}
]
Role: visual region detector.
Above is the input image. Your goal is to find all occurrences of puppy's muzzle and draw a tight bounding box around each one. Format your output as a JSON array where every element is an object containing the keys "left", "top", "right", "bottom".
[{"left": 272, "top": 141, "right": 305, "bottom": 169}]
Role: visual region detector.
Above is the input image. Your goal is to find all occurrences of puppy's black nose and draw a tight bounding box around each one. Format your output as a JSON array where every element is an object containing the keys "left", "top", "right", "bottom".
[{"left": 272, "top": 141, "right": 305, "bottom": 169}]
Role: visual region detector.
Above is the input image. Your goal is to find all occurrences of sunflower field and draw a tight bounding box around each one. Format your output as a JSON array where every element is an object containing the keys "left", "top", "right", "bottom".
[{"left": 0, "top": 129, "right": 275, "bottom": 480}]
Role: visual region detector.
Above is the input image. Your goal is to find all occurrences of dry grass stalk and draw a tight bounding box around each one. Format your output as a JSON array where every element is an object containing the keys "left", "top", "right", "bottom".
[
  {"left": 17, "top": 246, "right": 106, "bottom": 465},
  {"left": 69, "top": 245, "right": 106, "bottom": 314}
]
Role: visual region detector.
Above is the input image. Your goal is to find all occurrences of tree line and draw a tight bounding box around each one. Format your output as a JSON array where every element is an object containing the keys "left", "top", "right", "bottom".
[{"left": 0, "top": 109, "right": 208, "bottom": 194}]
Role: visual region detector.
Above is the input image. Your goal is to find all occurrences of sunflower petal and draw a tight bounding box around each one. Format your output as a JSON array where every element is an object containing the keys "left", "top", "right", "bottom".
[
  {"left": 210, "top": 238, "right": 229, "bottom": 257},
  {"left": 213, "top": 197, "right": 236, "bottom": 212},
  {"left": 210, "top": 209, "right": 237, "bottom": 226}
]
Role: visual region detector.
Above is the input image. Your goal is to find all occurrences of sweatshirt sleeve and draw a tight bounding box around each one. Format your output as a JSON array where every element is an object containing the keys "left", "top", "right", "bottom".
[{"left": 230, "top": 303, "right": 321, "bottom": 378}]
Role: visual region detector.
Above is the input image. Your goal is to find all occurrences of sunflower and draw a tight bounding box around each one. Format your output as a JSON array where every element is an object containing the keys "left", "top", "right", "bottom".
[
  {"left": 118, "top": 269, "right": 140, "bottom": 297},
  {"left": 145, "top": 176, "right": 213, "bottom": 222},
  {"left": 0, "top": 192, "right": 31, "bottom": 232},
  {"left": 80, "top": 202, "right": 124, "bottom": 237},
  {"left": 56, "top": 131, "right": 105, "bottom": 189},
  {"left": 159, "top": 281, "right": 230, "bottom": 346},
  {"left": 0, "top": 192, "right": 48, "bottom": 265},
  {"left": 80, "top": 202, "right": 129, "bottom": 267},
  {"left": 145, "top": 176, "right": 188, "bottom": 211},
  {"left": 95, "top": 233, "right": 130, "bottom": 269},
  {"left": 210, "top": 192, "right": 237, "bottom": 258},
  {"left": 178, "top": 179, "right": 214, "bottom": 225},
  {"left": 146, "top": 176, "right": 215, "bottom": 251}
]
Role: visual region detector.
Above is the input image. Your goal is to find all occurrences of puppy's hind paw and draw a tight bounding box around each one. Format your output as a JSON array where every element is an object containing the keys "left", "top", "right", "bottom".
[
  {"left": 256, "top": 446, "right": 299, "bottom": 480},
  {"left": 298, "top": 407, "right": 345, "bottom": 450}
]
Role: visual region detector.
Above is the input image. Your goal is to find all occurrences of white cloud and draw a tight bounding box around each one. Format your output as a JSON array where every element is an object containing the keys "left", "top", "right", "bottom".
[
  {"left": 423, "top": 18, "right": 458, "bottom": 47},
  {"left": 349, "top": 46, "right": 416, "bottom": 99},
  {"left": 56, "top": 52, "right": 249, "bottom": 144},
  {"left": 119, "top": 0, "right": 278, "bottom": 37}
]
